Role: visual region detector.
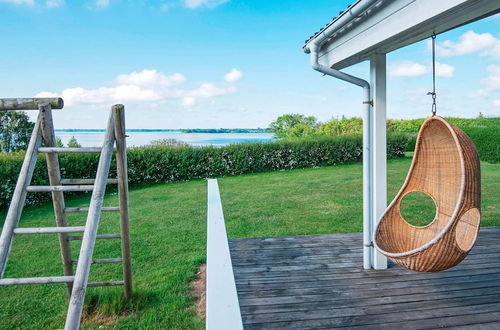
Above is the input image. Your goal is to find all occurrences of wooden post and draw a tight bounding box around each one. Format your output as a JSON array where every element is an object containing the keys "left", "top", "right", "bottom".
[
  {"left": 112, "top": 104, "right": 133, "bottom": 299},
  {"left": 65, "top": 110, "right": 116, "bottom": 330},
  {"left": 0, "top": 112, "right": 42, "bottom": 277},
  {"left": 39, "top": 104, "right": 75, "bottom": 295}
]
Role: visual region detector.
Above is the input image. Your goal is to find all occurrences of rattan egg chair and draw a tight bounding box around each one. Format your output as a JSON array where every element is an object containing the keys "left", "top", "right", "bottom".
[{"left": 374, "top": 116, "right": 481, "bottom": 272}]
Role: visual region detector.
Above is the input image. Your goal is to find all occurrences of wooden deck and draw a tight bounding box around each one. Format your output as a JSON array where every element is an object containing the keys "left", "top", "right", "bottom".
[{"left": 229, "top": 226, "right": 500, "bottom": 329}]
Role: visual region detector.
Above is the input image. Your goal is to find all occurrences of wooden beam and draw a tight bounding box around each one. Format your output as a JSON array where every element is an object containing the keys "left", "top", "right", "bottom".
[
  {"left": 40, "top": 103, "right": 75, "bottom": 296},
  {"left": 0, "top": 113, "right": 42, "bottom": 278},
  {"left": 26, "top": 185, "right": 94, "bottom": 192},
  {"left": 0, "top": 276, "right": 74, "bottom": 286},
  {"left": 38, "top": 147, "right": 102, "bottom": 153},
  {"left": 0, "top": 98, "right": 63, "bottom": 111},
  {"left": 87, "top": 281, "right": 124, "bottom": 287},
  {"left": 113, "top": 104, "right": 133, "bottom": 300},
  {"left": 60, "top": 179, "right": 118, "bottom": 185},
  {"left": 206, "top": 179, "right": 243, "bottom": 330},
  {"left": 67, "top": 234, "right": 120, "bottom": 241},
  {"left": 64, "top": 206, "right": 120, "bottom": 213},
  {"left": 71, "top": 258, "right": 122, "bottom": 264},
  {"left": 64, "top": 109, "right": 116, "bottom": 330},
  {"left": 14, "top": 227, "right": 85, "bottom": 235}
]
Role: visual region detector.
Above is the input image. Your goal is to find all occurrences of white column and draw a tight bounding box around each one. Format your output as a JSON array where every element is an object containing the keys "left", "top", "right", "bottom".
[{"left": 370, "top": 53, "right": 388, "bottom": 270}]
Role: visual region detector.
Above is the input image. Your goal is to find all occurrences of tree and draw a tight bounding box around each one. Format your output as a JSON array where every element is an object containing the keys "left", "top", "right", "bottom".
[
  {"left": 269, "top": 114, "right": 318, "bottom": 139},
  {"left": 319, "top": 116, "right": 363, "bottom": 136},
  {"left": 67, "top": 136, "right": 81, "bottom": 148},
  {"left": 0, "top": 111, "right": 35, "bottom": 153},
  {"left": 55, "top": 137, "right": 64, "bottom": 148}
]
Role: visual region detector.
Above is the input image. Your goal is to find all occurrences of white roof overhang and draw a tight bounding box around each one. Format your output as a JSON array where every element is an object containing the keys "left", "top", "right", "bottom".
[{"left": 303, "top": 0, "right": 500, "bottom": 70}]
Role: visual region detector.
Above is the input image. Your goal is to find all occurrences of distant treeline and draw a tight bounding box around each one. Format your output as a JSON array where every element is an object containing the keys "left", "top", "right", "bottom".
[
  {"left": 55, "top": 128, "right": 272, "bottom": 133},
  {"left": 269, "top": 113, "right": 500, "bottom": 164},
  {"left": 181, "top": 128, "right": 272, "bottom": 133}
]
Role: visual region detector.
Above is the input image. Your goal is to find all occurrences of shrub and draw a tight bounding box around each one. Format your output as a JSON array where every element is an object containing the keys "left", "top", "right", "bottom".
[{"left": 0, "top": 134, "right": 408, "bottom": 209}]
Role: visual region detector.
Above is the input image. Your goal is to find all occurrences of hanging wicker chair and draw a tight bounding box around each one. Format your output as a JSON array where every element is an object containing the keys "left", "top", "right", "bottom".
[{"left": 374, "top": 116, "right": 481, "bottom": 272}]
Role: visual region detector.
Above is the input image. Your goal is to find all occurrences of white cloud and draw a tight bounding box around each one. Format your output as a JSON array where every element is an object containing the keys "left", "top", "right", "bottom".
[
  {"left": 182, "top": 97, "right": 196, "bottom": 108},
  {"left": 435, "top": 30, "right": 500, "bottom": 59},
  {"left": 116, "top": 69, "right": 186, "bottom": 87},
  {"left": 389, "top": 61, "right": 454, "bottom": 78},
  {"left": 0, "top": 0, "right": 34, "bottom": 5},
  {"left": 188, "top": 83, "right": 234, "bottom": 98},
  {"left": 36, "top": 69, "right": 236, "bottom": 107},
  {"left": 45, "top": 0, "right": 63, "bottom": 7},
  {"left": 435, "top": 62, "right": 455, "bottom": 78},
  {"left": 493, "top": 100, "right": 500, "bottom": 107},
  {"left": 183, "top": 0, "right": 228, "bottom": 9},
  {"left": 224, "top": 68, "right": 243, "bottom": 83},
  {"left": 389, "top": 61, "right": 427, "bottom": 77},
  {"left": 95, "top": 0, "right": 109, "bottom": 8},
  {"left": 481, "top": 65, "right": 500, "bottom": 92}
]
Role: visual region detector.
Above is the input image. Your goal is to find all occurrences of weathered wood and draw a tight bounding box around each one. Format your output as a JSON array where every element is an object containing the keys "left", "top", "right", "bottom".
[
  {"left": 0, "top": 113, "right": 42, "bottom": 277},
  {"left": 240, "top": 287, "right": 500, "bottom": 315},
  {"left": 206, "top": 179, "right": 243, "bottom": 330},
  {"left": 0, "top": 98, "right": 63, "bottom": 111},
  {"left": 112, "top": 104, "right": 133, "bottom": 300},
  {"left": 242, "top": 294, "right": 500, "bottom": 324},
  {"left": 64, "top": 109, "right": 116, "bottom": 330},
  {"left": 87, "top": 281, "right": 124, "bottom": 287},
  {"left": 71, "top": 258, "right": 122, "bottom": 264},
  {"left": 26, "top": 185, "right": 94, "bottom": 192},
  {"left": 0, "top": 276, "right": 74, "bottom": 286},
  {"left": 64, "top": 207, "right": 120, "bottom": 213},
  {"left": 38, "top": 147, "right": 102, "bottom": 153},
  {"left": 40, "top": 104, "right": 74, "bottom": 296},
  {"left": 231, "top": 228, "right": 500, "bottom": 329},
  {"left": 67, "top": 234, "right": 121, "bottom": 241},
  {"left": 14, "top": 227, "right": 86, "bottom": 235},
  {"left": 60, "top": 179, "right": 118, "bottom": 185}
]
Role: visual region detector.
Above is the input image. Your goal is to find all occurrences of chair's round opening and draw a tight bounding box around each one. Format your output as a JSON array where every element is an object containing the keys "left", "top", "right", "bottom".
[{"left": 400, "top": 191, "right": 437, "bottom": 227}]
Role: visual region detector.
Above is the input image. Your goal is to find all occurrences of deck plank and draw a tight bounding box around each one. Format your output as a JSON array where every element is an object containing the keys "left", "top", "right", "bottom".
[{"left": 230, "top": 226, "right": 500, "bottom": 329}]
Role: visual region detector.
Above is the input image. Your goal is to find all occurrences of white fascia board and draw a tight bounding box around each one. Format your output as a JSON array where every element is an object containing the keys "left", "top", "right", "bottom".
[{"left": 319, "top": 0, "right": 500, "bottom": 70}]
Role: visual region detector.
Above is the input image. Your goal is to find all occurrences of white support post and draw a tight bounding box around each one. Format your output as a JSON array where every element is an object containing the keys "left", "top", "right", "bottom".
[{"left": 370, "top": 53, "right": 388, "bottom": 270}]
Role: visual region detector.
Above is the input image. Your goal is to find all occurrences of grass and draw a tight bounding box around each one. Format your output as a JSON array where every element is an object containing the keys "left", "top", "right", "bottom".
[{"left": 0, "top": 156, "right": 499, "bottom": 329}]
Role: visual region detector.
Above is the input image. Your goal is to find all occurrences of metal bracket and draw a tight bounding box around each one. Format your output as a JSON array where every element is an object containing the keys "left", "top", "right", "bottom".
[
  {"left": 363, "top": 100, "right": 374, "bottom": 106},
  {"left": 364, "top": 242, "right": 374, "bottom": 247}
]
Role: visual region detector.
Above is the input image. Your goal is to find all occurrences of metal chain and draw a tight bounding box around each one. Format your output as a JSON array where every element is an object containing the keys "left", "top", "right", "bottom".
[{"left": 427, "top": 33, "right": 437, "bottom": 116}]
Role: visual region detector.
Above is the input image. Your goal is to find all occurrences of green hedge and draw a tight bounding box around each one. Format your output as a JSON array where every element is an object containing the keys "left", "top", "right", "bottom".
[
  {"left": 393, "top": 118, "right": 500, "bottom": 163},
  {"left": 0, "top": 134, "right": 408, "bottom": 209}
]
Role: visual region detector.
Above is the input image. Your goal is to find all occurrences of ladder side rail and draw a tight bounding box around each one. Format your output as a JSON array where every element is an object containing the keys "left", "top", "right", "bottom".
[
  {"left": 64, "top": 109, "right": 116, "bottom": 330},
  {"left": 112, "top": 104, "right": 133, "bottom": 300},
  {"left": 39, "top": 104, "right": 74, "bottom": 296},
  {"left": 0, "top": 112, "right": 43, "bottom": 277}
]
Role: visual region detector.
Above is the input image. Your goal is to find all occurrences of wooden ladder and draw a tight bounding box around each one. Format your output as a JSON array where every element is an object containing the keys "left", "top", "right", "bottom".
[{"left": 0, "top": 99, "right": 132, "bottom": 330}]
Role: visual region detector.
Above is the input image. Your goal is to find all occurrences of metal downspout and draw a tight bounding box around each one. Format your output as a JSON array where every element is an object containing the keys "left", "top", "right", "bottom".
[{"left": 309, "top": 43, "right": 373, "bottom": 270}]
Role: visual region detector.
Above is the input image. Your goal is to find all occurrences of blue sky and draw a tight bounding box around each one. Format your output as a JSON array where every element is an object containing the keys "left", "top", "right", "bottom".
[{"left": 1, "top": 0, "right": 499, "bottom": 128}]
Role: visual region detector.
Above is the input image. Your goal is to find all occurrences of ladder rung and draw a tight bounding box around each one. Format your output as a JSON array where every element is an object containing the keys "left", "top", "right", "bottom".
[
  {"left": 67, "top": 234, "right": 121, "bottom": 240},
  {"left": 71, "top": 258, "right": 122, "bottom": 265},
  {"left": 0, "top": 276, "right": 74, "bottom": 286},
  {"left": 38, "top": 147, "right": 102, "bottom": 153},
  {"left": 87, "top": 281, "right": 124, "bottom": 287},
  {"left": 26, "top": 185, "right": 94, "bottom": 192},
  {"left": 64, "top": 206, "right": 120, "bottom": 213},
  {"left": 60, "top": 178, "right": 119, "bottom": 185},
  {"left": 14, "top": 226, "right": 86, "bottom": 235}
]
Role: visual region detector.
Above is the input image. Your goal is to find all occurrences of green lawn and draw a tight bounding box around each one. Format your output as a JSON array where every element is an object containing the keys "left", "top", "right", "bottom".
[{"left": 0, "top": 156, "right": 499, "bottom": 329}]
